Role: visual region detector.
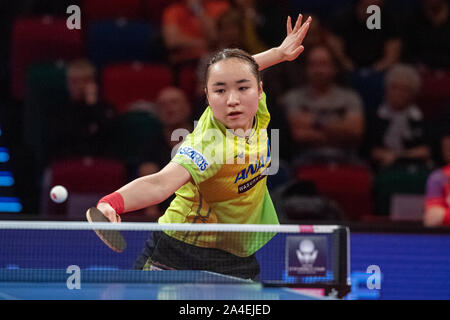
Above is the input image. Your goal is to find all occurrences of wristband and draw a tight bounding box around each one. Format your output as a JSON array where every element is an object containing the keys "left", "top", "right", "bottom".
[{"left": 97, "top": 192, "right": 125, "bottom": 215}]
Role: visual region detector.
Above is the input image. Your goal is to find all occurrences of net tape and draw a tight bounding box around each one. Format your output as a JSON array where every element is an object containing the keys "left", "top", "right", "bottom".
[{"left": 0, "top": 221, "right": 340, "bottom": 233}]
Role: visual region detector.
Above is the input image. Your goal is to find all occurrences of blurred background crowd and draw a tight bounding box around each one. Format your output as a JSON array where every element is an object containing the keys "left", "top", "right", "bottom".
[{"left": 0, "top": 0, "right": 449, "bottom": 225}]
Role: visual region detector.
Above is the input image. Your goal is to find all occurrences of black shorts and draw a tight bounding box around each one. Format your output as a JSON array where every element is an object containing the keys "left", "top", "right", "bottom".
[{"left": 134, "top": 231, "right": 260, "bottom": 280}]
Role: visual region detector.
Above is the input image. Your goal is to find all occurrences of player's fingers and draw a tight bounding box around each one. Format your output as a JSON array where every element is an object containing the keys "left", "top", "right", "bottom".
[
  {"left": 293, "top": 13, "right": 303, "bottom": 34},
  {"left": 116, "top": 214, "right": 121, "bottom": 223},
  {"left": 296, "top": 20, "right": 311, "bottom": 42},
  {"left": 286, "top": 16, "right": 292, "bottom": 35},
  {"left": 111, "top": 212, "right": 119, "bottom": 223},
  {"left": 104, "top": 209, "right": 118, "bottom": 223},
  {"left": 295, "top": 45, "right": 305, "bottom": 56}
]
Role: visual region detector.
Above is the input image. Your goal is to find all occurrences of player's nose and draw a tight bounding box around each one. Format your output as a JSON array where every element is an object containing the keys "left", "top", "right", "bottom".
[{"left": 226, "top": 90, "right": 240, "bottom": 107}]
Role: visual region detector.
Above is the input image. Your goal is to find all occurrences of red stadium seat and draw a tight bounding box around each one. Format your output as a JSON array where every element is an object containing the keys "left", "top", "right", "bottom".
[
  {"left": 83, "top": 0, "right": 142, "bottom": 24},
  {"left": 178, "top": 66, "right": 199, "bottom": 103},
  {"left": 297, "top": 164, "right": 374, "bottom": 220},
  {"left": 417, "top": 69, "right": 450, "bottom": 118},
  {"left": 102, "top": 63, "right": 173, "bottom": 113},
  {"left": 10, "top": 16, "right": 84, "bottom": 100},
  {"left": 42, "top": 157, "right": 126, "bottom": 217},
  {"left": 50, "top": 157, "right": 126, "bottom": 193}
]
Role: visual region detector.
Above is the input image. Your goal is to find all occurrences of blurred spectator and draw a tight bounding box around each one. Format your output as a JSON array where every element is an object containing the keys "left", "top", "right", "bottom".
[
  {"left": 370, "top": 65, "right": 435, "bottom": 216},
  {"left": 48, "top": 59, "right": 117, "bottom": 161},
  {"left": 279, "top": 45, "right": 365, "bottom": 166},
  {"left": 424, "top": 160, "right": 450, "bottom": 227},
  {"left": 137, "top": 87, "right": 194, "bottom": 220},
  {"left": 329, "top": 0, "right": 402, "bottom": 72},
  {"left": 370, "top": 64, "right": 431, "bottom": 168},
  {"left": 263, "top": 14, "right": 335, "bottom": 105},
  {"left": 263, "top": 15, "right": 344, "bottom": 160},
  {"left": 194, "top": 4, "right": 267, "bottom": 100},
  {"left": 227, "top": 0, "right": 267, "bottom": 54},
  {"left": 402, "top": 0, "right": 450, "bottom": 70},
  {"left": 161, "top": 0, "right": 229, "bottom": 66}
]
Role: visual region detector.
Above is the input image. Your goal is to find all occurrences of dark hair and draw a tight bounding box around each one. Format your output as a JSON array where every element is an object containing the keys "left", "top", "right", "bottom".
[{"left": 204, "top": 48, "right": 261, "bottom": 90}]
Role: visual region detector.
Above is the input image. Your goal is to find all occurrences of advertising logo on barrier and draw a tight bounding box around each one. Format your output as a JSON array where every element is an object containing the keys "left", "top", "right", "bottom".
[{"left": 286, "top": 236, "right": 327, "bottom": 276}]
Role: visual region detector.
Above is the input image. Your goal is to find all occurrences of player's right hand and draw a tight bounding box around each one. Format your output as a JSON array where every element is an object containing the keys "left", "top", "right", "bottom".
[{"left": 97, "top": 202, "right": 121, "bottom": 223}]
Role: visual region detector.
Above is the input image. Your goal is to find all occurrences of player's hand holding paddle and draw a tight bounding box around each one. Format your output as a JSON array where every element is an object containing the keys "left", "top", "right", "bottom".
[
  {"left": 86, "top": 204, "right": 126, "bottom": 253},
  {"left": 96, "top": 202, "right": 121, "bottom": 223}
]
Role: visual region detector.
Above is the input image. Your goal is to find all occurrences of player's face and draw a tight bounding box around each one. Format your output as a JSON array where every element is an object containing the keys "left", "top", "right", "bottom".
[{"left": 206, "top": 58, "right": 262, "bottom": 132}]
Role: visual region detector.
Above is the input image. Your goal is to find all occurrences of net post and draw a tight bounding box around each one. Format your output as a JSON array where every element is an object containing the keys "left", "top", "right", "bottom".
[{"left": 331, "top": 226, "right": 351, "bottom": 298}]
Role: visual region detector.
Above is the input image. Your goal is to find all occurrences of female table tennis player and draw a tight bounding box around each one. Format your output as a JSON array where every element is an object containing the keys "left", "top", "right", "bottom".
[{"left": 96, "top": 14, "right": 311, "bottom": 280}]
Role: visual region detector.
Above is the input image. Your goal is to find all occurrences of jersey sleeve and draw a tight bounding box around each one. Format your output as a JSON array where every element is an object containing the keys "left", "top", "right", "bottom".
[
  {"left": 171, "top": 128, "right": 224, "bottom": 185},
  {"left": 256, "top": 91, "right": 270, "bottom": 129}
]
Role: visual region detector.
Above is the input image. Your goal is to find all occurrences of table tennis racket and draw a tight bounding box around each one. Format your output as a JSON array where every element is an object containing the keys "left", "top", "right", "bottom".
[{"left": 86, "top": 207, "right": 126, "bottom": 253}]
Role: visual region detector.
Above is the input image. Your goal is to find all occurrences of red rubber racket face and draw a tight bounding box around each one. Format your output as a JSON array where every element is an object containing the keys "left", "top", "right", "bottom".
[{"left": 86, "top": 207, "right": 126, "bottom": 253}]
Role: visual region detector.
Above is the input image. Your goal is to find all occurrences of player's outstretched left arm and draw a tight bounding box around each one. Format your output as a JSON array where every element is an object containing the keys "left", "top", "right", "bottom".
[{"left": 253, "top": 14, "right": 312, "bottom": 71}]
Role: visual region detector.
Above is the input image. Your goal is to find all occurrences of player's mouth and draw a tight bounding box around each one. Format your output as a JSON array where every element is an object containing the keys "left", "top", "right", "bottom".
[{"left": 227, "top": 111, "right": 243, "bottom": 119}]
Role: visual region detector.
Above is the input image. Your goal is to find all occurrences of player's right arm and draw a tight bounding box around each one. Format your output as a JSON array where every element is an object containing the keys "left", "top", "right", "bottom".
[{"left": 97, "top": 162, "right": 192, "bottom": 222}]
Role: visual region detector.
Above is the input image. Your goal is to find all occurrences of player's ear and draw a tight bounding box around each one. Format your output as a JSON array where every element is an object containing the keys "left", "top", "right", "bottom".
[
  {"left": 258, "top": 81, "right": 263, "bottom": 100},
  {"left": 205, "top": 87, "right": 210, "bottom": 105}
]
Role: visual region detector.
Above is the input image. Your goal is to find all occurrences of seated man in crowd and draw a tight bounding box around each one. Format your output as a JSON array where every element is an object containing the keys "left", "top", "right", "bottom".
[
  {"left": 370, "top": 64, "right": 431, "bottom": 168},
  {"left": 48, "top": 59, "right": 116, "bottom": 161},
  {"left": 279, "top": 44, "right": 365, "bottom": 166}
]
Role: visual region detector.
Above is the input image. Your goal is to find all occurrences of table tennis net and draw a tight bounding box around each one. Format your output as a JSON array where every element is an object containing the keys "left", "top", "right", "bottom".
[{"left": 0, "top": 221, "right": 349, "bottom": 288}]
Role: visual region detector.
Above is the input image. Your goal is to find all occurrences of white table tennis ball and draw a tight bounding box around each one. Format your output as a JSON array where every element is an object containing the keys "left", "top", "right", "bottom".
[{"left": 50, "top": 185, "right": 68, "bottom": 203}]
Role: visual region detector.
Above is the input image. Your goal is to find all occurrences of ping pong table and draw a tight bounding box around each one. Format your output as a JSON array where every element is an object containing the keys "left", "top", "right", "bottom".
[{"left": 0, "top": 269, "right": 332, "bottom": 300}]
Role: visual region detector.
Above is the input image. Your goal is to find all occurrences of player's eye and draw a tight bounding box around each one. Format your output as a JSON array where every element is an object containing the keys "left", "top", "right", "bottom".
[
  {"left": 239, "top": 87, "right": 249, "bottom": 91},
  {"left": 214, "top": 89, "right": 225, "bottom": 94}
]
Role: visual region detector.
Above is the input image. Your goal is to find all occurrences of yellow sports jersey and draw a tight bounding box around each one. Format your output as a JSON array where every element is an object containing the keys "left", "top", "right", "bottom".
[{"left": 158, "top": 92, "right": 279, "bottom": 257}]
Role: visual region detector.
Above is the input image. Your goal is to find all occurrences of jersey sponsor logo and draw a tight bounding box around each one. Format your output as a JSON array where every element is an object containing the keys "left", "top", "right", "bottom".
[
  {"left": 237, "top": 173, "right": 266, "bottom": 194},
  {"left": 234, "top": 139, "right": 271, "bottom": 184},
  {"left": 234, "top": 156, "right": 270, "bottom": 184},
  {"left": 177, "top": 146, "right": 209, "bottom": 172}
]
